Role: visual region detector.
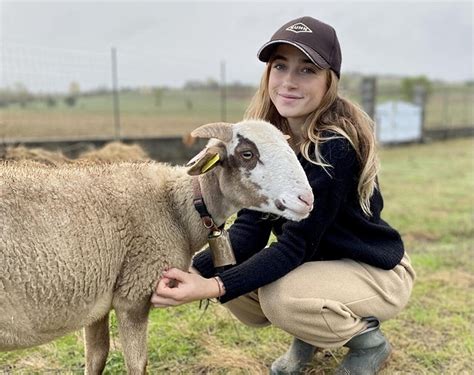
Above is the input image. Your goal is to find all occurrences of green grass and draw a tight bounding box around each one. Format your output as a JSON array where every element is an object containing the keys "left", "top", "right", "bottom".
[{"left": 1, "top": 138, "right": 473, "bottom": 374}]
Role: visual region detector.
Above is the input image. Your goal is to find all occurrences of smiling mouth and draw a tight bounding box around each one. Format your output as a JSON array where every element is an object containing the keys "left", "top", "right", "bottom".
[{"left": 278, "top": 93, "right": 303, "bottom": 100}]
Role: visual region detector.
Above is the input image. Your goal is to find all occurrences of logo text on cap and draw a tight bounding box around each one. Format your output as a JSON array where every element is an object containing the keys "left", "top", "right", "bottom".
[{"left": 286, "top": 23, "right": 312, "bottom": 33}]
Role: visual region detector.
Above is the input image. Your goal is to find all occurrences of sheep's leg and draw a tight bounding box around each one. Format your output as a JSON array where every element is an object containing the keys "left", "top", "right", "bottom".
[
  {"left": 115, "top": 301, "right": 151, "bottom": 375},
  {"left": 84, "top": 313, "right": 110, "bottom": 375}
]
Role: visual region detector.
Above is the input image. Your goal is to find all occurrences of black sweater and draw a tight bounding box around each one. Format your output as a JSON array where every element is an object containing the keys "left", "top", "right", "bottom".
[{"left": 192, "top": 137, "right": 405, "bottom": 303}]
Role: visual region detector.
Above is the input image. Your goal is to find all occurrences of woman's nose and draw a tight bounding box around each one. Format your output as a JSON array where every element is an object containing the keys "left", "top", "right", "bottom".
[
  {"left": 282, "top": 72, "right": 297, "bottom": 89},
  {"left": 282, "top": 78, "right": 297, "bottom": 89}
]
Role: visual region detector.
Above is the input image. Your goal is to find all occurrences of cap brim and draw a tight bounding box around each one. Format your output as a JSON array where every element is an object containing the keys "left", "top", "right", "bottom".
[{"left": 257, "top": 40, "right": 330, "bottom": 70}]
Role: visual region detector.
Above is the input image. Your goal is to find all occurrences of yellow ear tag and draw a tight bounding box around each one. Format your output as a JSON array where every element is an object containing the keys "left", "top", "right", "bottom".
[{"left": 201, "top": 154, "right": 220, "bottom": 173}]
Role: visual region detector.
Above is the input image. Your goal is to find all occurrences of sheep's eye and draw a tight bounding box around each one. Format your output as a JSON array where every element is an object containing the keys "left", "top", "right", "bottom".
[{"left": 241, "top": 151, "right": 254, "bottom": 160}]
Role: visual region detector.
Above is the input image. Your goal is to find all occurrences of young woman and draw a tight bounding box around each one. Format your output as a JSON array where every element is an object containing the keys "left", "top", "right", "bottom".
[{"left": 152, "top": 16, "right": 415, "bottom": 375}]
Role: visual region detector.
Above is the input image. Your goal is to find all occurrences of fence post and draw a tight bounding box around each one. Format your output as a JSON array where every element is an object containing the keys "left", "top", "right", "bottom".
[
  {"left": 360, "top": 76, "right": 377, "bottom": 137},
  {"left": 111, "top": 47, "right": 121, "bottom": 140},
  {"left": 220, "top": 60, "right": 227, "bottom": 122},
  {"left": 413, "top": 84, "right": 427, "bottom": 142},
  {"left": 442, "top": 87, "right": 449, "bottom": 130},
  {"left": 360, "top": 76, "right": 377, "bottom": 119}
]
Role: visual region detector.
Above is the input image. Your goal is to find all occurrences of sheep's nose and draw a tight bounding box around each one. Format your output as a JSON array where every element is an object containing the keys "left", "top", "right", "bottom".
[{"left": 298, "top": 192, "right": 314, "bottom": 208}]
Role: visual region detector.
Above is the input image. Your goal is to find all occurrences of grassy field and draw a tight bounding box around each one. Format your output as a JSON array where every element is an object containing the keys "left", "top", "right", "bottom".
[
  {"left": 1, "top": 85, "right": 472, "bottom": 140},
  {"left": 0, "top": 89, "right": 252, "bottom": 140},
  {"left": 0, "top": 137, "right": 472, "bottom": 374}
]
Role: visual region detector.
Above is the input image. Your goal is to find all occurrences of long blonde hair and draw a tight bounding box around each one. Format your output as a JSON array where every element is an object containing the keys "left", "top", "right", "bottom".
[{"left": 244, "top": 64, "right": 379, "bottom": 217}]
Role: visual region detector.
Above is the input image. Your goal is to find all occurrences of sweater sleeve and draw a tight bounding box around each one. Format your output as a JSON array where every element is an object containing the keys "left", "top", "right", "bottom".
[
  {"left": 192, "top": 209, "right": 273, "bottom": 278},
  {"left": 217, "top": 138, "right": 358, "bottom": 303}
]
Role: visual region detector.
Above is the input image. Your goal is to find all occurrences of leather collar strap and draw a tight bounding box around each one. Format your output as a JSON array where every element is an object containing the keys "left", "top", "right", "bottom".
[{"left": 192, "top": 177, "right": 221, "bottom": 232}]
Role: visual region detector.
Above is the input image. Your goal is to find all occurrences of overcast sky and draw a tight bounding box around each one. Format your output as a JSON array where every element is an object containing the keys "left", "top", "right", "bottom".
[{"left": 1, "top": 0, "right": 473, "bottom": 92}]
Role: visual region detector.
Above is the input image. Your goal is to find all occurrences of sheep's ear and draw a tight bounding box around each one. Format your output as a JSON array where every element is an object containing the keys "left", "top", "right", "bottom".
[
  {"left": 191, "top": 122, "right": 233, "bottom": 142},
  {"left": 186, "top": 146, "right": 225, "bottom": 176}
]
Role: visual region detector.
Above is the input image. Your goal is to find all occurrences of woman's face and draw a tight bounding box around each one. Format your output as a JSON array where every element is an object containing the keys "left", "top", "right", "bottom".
[{"left": 268, "top": 44, "right": 328, "bottom": 128}]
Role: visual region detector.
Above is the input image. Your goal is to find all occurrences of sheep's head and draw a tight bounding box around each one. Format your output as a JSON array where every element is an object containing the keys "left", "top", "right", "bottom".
[{"left": 187, "top": 120, "right": 314, "bottom": 222}]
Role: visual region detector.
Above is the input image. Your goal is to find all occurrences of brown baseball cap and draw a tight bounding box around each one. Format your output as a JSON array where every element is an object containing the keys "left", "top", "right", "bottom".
[{"left": 257, "top": 16, "right": 342, "bottom": 78}]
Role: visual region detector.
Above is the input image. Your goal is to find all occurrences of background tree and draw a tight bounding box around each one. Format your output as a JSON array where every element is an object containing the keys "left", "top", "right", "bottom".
[
  {"left": 46, "top": 96, "right": 57, "bottom": 107},
  {"left": 153, "top": 88, "right": 163, "bottom": 107},
  {"left": 13, "top": 82, "right": 32, "bottom": 107},
  {"left": 401, "top": 75, "right": 432, "bottom": 102},
  {"left": 65, "top": 81, "right": 81, "bottom": 107}
]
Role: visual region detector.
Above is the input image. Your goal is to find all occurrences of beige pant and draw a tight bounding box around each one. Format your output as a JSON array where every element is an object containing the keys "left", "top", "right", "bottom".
[{"left": 224, "top": 254, "right": 415, "bottom": 348}]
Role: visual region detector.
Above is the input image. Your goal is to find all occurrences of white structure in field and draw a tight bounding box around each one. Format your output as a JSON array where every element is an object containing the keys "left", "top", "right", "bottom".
[{"left": 375, "top": 101, "right": 422, "bottom": 144}]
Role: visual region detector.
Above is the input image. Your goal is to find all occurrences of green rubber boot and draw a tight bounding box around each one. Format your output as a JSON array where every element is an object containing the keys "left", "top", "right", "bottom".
[
  {"left": 335, "top": 318, "right": 391, "bottom": 375},
  {"left": 270, "top": 337, "right": 316, "bottom": 374}
]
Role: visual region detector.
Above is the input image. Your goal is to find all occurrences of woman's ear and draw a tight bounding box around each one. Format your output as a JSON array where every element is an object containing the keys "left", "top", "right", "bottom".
[{"left": 186, "top": 145, "right": 226, "bottom": 175}]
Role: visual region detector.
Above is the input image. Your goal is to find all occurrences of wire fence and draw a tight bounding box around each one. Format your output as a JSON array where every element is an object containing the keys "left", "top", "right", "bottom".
[{"left": 1, "top": 42, "right": 473, "bottom": 142}]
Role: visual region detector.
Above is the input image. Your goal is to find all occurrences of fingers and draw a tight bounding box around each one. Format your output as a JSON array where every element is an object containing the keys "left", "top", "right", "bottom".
[
  {"left": 159, "top": 276, "right": 175, "bottom": 288},
  {"left": 151, "top": 267, "right": 194, "bottom": 308},
  {"left": 155, "top": 278, "right": 182, "bottom": 298},
  {"left": 162, "top": 267, "right": 189, "bottom": 281}
]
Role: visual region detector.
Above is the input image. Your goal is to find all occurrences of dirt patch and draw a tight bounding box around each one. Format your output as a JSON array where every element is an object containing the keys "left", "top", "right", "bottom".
[
  {"left": 194, "top": 335, "right": 269, "bottom": 374},
  {"left": 425, "top": 269, "right": 474, "bottom": 289},
  {"left": 403, "top": 231, "right": 440, "bottom": 243}
]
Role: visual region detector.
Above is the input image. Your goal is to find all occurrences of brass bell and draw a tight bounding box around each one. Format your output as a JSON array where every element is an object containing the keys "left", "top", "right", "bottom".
[{"left": 208, "top": 229, "right": 236, "bottom": 268}]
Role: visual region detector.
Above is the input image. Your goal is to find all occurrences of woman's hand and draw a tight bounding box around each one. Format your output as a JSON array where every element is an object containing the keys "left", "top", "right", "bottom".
[{"left": 151, "top": 268, "right": 223, "bottom": 308}]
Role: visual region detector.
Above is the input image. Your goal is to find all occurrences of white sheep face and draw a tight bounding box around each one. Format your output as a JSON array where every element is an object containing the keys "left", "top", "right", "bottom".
[{"left": 191, "top": 120, "right": 314, "bottom": 222}]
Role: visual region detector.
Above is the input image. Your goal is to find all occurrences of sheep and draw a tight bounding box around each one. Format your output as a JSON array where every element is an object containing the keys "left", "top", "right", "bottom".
[
  {"left": 1, "top": 142, "right": 150, "bottom": 166},
  {"left": 0, "top": 120, "right": 314, "bottom": 374},
  {"left": 0, "top": 145, "right": 73, "bottom": 166},
  {"left": 78, "top": 141, "right": 150, "bottom": 162}
]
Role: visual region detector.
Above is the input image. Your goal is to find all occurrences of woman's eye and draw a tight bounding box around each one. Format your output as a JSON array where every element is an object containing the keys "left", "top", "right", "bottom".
[
  {"left": 302, "top": 67, "right": 316, "bottom": 74},
  {"left": 241, "top": 151, "right": 253, "bottom": 159},
  {"left": 273, "top": 63, "right": 285, "bottom": 70}
]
